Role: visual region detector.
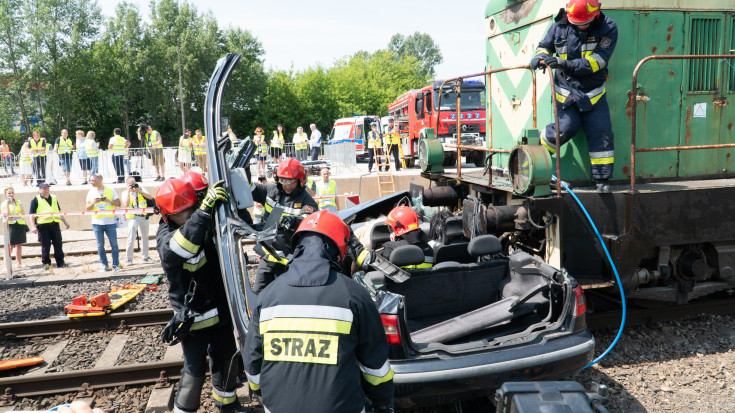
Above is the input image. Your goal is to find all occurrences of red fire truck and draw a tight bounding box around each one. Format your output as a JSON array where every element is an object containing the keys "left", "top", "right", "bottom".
[{"left": 387, "top": 79, "right": 487, "bottom": 167}]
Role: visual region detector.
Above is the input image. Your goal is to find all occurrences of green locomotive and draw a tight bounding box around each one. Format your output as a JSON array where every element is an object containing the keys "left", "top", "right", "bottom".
[{"left": 420, "top": 0, "right": 735, "bottom": 305}]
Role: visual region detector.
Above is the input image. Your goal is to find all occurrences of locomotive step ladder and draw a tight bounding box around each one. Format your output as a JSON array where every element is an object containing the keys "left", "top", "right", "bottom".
[{"left": 376, "top": 146, "right": 395, "bottom": 197}]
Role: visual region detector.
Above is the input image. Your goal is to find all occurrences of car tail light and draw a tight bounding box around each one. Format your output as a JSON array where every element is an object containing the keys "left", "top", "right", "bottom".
[
  {"left": 573, "top": 285, "right": 587, "bottom": 317},
  {"left": 380, "top": 314, "right": 402, "bottom": 345}
]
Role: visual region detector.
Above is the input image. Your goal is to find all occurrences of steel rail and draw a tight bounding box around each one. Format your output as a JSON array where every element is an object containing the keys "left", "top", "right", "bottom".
[
  {"left": 0, "top": 309, "right": 172, "bottom": 338},
  {"left": 587, "top": 297, "right": 735, "bottom": 332},
  {"left": 0, "top": 360, "right": 184, "bottom": 398}
]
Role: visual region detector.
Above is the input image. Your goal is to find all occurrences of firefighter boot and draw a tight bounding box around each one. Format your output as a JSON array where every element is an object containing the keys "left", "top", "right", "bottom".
[
  {"left": 596, "top": 179, "right": 611, "bottom": 194},
  {"left": 174, "top": 373, "right": 206, "bottom": 412}
]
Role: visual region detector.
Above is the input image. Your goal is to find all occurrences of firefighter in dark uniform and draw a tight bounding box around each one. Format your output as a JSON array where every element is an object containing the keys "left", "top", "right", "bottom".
[
  {"left": 244, "top": 210, "right": 395, "bottom": 413},
  {"left": 530, "top": 0, "right": 617, "bottom": 193},
  {"left": 155, "top": 179, "right": 244, "bottom": 412},
  {"left": 379, "top": 206, "right": 433, "bottom": 269},
  {"left": 250, "top": 157, "right": 318, "bottom": 293}
]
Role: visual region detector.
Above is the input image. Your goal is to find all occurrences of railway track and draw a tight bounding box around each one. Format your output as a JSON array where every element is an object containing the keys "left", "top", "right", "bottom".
[{"left": 0, "top": 309, "right": 172, "bottom": 338}]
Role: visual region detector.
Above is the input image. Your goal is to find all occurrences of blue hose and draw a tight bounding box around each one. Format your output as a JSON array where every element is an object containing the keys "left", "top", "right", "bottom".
[{"left": 553, "top": 177, "right": 626, "bottom": 370}]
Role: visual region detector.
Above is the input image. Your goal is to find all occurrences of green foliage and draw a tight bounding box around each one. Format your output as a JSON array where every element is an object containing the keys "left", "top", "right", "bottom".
[
  {"left": 0, "top": 2, "right": 441, "bottom": 148},
  {"left": 389, "top": 32, "right": 444, "bottom": 79}
]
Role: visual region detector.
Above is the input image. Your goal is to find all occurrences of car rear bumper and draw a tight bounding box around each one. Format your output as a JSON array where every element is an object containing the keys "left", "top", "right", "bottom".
[{"left": 391, "top": 329, "right": 595, "bottom": 407}]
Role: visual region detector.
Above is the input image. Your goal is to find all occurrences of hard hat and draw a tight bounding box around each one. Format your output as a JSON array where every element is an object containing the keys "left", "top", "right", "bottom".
[
  {"left": 155, "top": 179, "right": 198, "bottom": 223},
  {"left": 276, "top": 158, "right": 306, "bottom": 185},
  {"left": 183, "top": 171, "right": 208, "bottom": 192},
  {"left": 385, "top": 206, "right": 420, "bottom": 238},
  {"left": 566, "top": 0, "right": 600, "bottom": 25},
  {"left": 293, "top": 210, "right": 350, "bottom": 259}
]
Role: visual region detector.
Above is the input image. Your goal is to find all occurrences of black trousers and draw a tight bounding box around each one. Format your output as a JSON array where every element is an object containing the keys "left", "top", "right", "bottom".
[
  {"left": 271, "top": 147, "right": 282, "bottom": 160},
  {"left": 389, "top": 144, "right": 401, "bottom": 171},
  {"left": 177, "top": 323, "right": 239, "bottom": 410},
  {"left": 367, "top": 148, "right": 376, "bottom": 171},
  {"left": 112, "top": 155, "right": 125, "bottom": 183},
  {"left": 37, "top": 222, "right": 64, "bottom": 265},
  {"left": 32, "top": 156, "right": 46, "bottom": 182},
  {"left": 253, "top": 258, "right": 289, "bottom": 294}
]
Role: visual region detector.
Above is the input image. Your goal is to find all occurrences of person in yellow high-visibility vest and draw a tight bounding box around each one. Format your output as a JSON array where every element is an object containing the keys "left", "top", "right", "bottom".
[
  {"left": 19, "top": 141, "right": 32, "bottom": 186},
  {"left": 108, "top": 128, "right": 130, "bottom": 183},
  {"left": 192, "top": 129, "right": 207, "bottom": 174},
  {"left": 121, "top": 176, "right": 155, "bottom": 265},
  {"left": 86, "top": 173, "right": 122, "bottom": 271},
  {"left": 54, "top": 129, "right": 75, "bottom": 185},
  {"left": 293, "top": 126, "right": 308, "bottom": 161},
  {"left": 271, "top": 124, "right": 285, "bottom": 161},
  {"left": 29, "top": 182, "right": 70, "bottom": 271},
  {"left": 138, "top": 125, "right": 166, "bottom": 181},
  {"left": 178, "top": 129, "right": 192, "bottom": 173},
  {"left": 30, "top": 131, "right": 48, "bottom": 185},
  {"left": 85, "top": 131, "right": 100, "bottom": 177},
  {"left": 367, "top": 122, "right": 382, "bottom": 173},
  {"left": 2, "top": 187, "right": 27, "bottom": 268},
  {"left": 254, "top": 127, "right": 268, "bottom": 177},
  {"left": 310, "top": 167, "right": 338, "bottom": 213},
  {"left": 385, "top": 117, "right": 401, "bottom": 171}
]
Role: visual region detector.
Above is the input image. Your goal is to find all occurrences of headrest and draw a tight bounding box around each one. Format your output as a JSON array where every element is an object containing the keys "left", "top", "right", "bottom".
[
  {"left": 389, "top": 245, "right": 426, "bottom": 267},
  {"left": 442, "top": 216, "right": 465, "bottom": 243},
  {"left": 370, "top": 223, "right": 391, "bottom": 249},
  {"left": 467, "top": 235, "right": 502, "bottom": 257}
]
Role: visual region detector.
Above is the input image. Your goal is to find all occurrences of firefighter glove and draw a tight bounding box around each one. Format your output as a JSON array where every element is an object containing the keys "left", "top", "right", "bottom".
[
  {"left": 530, "top": 55, "right": 544, "bottom": 70},
  {"left": 278, "top": 215, "right": 301, "bottom": 231},
  {"left": 161, "top": 311, "right": 195, "bottom": 345},
  {"left": 356, "top": 248, "right": 374, "bottom": 271},
  {"left": 200, "top": 180, "right": 229, "bottom": 213},
  {"left": 545, "top": 56, "right": 568, "bottom": 69}
]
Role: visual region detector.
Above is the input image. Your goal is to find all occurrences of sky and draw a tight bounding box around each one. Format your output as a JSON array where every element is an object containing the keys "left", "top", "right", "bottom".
[{"left": 98, "top": 0, "right": 489, "bottom": 80}]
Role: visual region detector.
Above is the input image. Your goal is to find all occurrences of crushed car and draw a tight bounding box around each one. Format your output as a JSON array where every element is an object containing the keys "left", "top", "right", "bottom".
[{"left": 204, "top": 54, "right": 595, "bottom": 408}]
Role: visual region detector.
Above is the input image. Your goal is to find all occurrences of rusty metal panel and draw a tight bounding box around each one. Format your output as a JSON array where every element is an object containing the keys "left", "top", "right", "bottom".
[
  {"left": 627, "top": 12, "right": 685, "bottom": 180},
  {"left": 605, "top": 0, "right": 735, "bottom": 10},
  {"left": 680, "top": 13, "right": 726, "bottom": 176}
]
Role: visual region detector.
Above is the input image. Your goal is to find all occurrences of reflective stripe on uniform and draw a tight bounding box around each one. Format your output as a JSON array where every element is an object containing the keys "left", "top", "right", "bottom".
[
  {"left": 170, "top": 230, "right": 200, "bottom": 259},
  {"left": 555, "top": 83, "right": 606, "bottom": 105},
  {"left": 540, "top": 129, "right": 557, "bottom": 154},
  {"left": 264, "top": 197, "right": 303, "bottom": 217},
  {"left": 587, "top": 53, "right": 607, "bottom": 72},
  {"left": 246, "top": 371, "right": 260, "bottom": 391},
  {"left": 556, "top": 46, "right": 568, "bottom": 56},
  {"left": 260, "top": 305, "right": 354, "bottom": 323},
  {"left": 535, "top": 48, "right": 550, "bottom": 55},
  {"left": 190, "top": 307, "right": 219, "bottom": 330},
  {"left": 260, "top": 317, "right": 352, "bottom": 335},
  {"left": 589, "top": 150, "right": 614, "bottom": 165},
  {"left": 182, "top": 250, "right": 207, "bottom": 272},
  {"left": 581, "top": 42, "right": 598, "bottom": 52},
  {"left": 358, "top": 360, "right": 395, "bottom": 386},
  {"left": 212, "top": 388, "right": 237, "bottom": 404}
]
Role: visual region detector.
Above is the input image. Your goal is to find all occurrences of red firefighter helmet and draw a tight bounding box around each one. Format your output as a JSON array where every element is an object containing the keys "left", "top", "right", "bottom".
[
  {"left": 566, "top": 0, "right": 600, "bottom": 25},
  {"left": 385, "top": 206, "right": 420, "bottom": 238},
  {"left": 293, "top": 210, "right": 350, "bottom": 259},
  {"left": 276, "top": 158, "right": 306, "bottom": 185},
  {"left": 155, "top": 179, "right": 198, "bottom": 223},
  {"left": 183, "top": 171, "right": 208, "bottom": 192}
]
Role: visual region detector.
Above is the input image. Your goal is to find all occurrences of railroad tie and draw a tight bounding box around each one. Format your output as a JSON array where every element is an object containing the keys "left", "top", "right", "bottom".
[
  {"left": 145, "top": 344, "right": 184, "bottom": 413},
  {"left": 27, "top": 340, "right": 68, "bottom": 376}
]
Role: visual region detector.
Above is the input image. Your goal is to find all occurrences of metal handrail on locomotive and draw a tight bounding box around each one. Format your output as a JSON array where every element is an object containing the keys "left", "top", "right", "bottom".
[{"left": 418, "top": 0, "right": 735, "bottom": 306}]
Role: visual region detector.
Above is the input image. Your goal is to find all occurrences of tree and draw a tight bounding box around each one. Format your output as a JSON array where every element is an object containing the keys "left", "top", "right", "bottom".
[
  {"left": 0, "top": 0, "right": 31, "bottom": 135},
  {"left": 388, "top": 32, "right": 443, "bottom": 79}
]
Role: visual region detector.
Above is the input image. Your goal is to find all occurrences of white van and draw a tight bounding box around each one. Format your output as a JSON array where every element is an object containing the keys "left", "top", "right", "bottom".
[{"left": 330, "top": 115, "right": 381, "bottom": 161}]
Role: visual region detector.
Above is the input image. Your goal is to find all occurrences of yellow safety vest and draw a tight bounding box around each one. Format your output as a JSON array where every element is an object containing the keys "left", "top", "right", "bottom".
[
  {"left": 20, "top": 146, "right": 31, "bottom": 164},
  {"left": 3, "top": 200, "right": 25, "bottom": 225},
  {"left": 193, "top": 135, "right": 206, "bottom": 155},
  {"left": 315, "top": 180, "right": 337, "bottom": 209},
  {"left": 85, "top": 139, "right": 99, "bottom": 157},
  {"left": 110, "top": 135, "right": 126, "bottom": 154},
  {"left": 91, "top": 187, "right": 116, "bottom": 219},
  {"left": 271, "top": 132, "right": 284, "bottom": 149},
  {"left": 146, "top": 131, "right": 163, "bottom": 149},
  {"left": 57, "top": 137, "right": 73, "bottom": 154},
  {"left": 35, "top": 195, "right": 61, "bottom": 224},
  {"left": 126, "top": 192, "right": 148, "bottom": 219},
  {"left": 30, "top": 139, "right": 47, "bottom": 157},
  {"left": 294, "top": 133, "right": 307, "bottom": 150},
  {"left": 367, "top": 131, "right": 380, "bottom": 149},
  {"left": 388, "top": 127, "right": 400, "bottom": 145},
  {"left": 256, "top": 138, "right": 268, "bottom": 154},
  {"left": 179, "top": 136, "right": 191, "bottom": 158}
]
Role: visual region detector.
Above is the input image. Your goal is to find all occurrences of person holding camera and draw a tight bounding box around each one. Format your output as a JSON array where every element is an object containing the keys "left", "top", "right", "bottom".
[
  {"left": 139, "top": 124, "right": 166, "bottom": 181},
  {"left": 122, "top": 176, "right": 155, "bottom": 266},
  {"left": 86, "top": 173, "right": 122, "bottom": 271}
]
